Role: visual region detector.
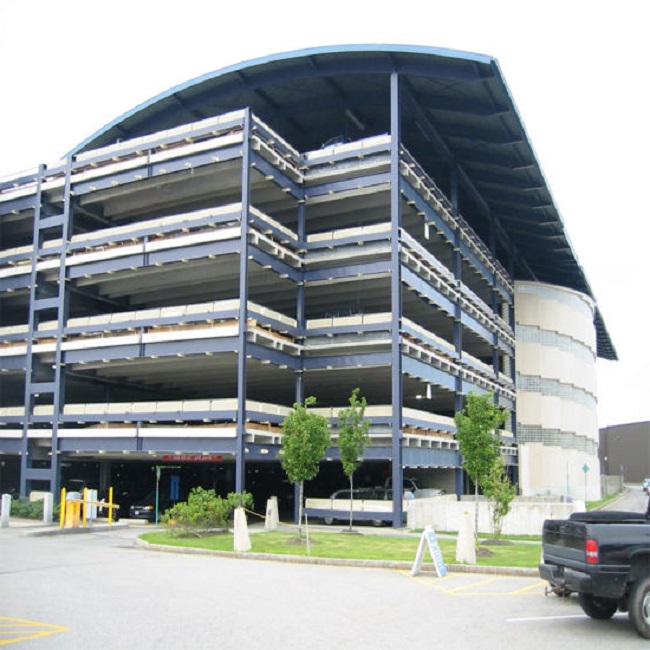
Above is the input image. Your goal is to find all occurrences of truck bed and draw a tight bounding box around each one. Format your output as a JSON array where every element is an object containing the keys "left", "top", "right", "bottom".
[{"left": 540, "top": 511, "right": 650, "bottom": 599}]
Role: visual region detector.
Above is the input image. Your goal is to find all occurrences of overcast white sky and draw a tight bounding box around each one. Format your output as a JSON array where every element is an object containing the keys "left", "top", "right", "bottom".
[{"left": 0, "top": 0, "right": 647, "bottom": 428}]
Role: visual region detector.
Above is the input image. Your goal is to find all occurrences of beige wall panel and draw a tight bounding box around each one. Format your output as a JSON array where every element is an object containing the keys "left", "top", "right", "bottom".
[
  {"left": 518, "top": 443, "right": 602, "bottom": 500},
  {"left": 517, "top": 392, "right": 598, "bottom": 440},
  {"left": 515, "top": 282, "right": 596, "bottom": 349},
  {"left": 515, "top": 281, "right": 600, "bottom": 499}
]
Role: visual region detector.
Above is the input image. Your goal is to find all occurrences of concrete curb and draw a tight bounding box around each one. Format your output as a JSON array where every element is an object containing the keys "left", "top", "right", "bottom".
[
  {"left": 135, "top": 538, "right": 540, "bottom": 577},
  {"left": 3, "top": 521, "right": 130, "bottom": 536}
]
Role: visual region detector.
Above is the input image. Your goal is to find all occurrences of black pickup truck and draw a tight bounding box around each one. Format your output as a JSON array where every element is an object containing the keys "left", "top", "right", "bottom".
[{"left": 539, "top": 506, "right": 650, "bottom": 638}]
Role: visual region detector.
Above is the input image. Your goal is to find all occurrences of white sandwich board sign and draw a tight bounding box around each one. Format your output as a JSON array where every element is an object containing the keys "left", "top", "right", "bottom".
[{"left": 411, "top": 525, "right": 448, "bottom": 577}]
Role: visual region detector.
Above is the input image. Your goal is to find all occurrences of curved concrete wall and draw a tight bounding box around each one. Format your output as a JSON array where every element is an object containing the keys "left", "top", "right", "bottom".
[{"left": 515, "top": 281, "right": 601, "bottom": 500}]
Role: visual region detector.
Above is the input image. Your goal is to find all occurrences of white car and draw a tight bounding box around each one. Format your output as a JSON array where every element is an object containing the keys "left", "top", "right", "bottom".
[{"left": 385, "top": 477, "right": 446, "bottom": 498}]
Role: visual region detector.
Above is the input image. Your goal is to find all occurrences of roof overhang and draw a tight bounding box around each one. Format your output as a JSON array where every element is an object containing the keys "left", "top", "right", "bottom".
[{"left": 70, "top": 44, "right": 616, "bottom": 360}]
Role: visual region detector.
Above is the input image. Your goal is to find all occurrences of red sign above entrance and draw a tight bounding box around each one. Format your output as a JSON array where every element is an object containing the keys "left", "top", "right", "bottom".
[{"left": 161, "top": 455, "right": 223, "bottom": 462}]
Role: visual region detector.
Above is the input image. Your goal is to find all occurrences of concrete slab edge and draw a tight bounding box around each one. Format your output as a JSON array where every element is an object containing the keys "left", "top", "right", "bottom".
[{"left": 19, "top": 522, "right": 130, "bottom": 536}]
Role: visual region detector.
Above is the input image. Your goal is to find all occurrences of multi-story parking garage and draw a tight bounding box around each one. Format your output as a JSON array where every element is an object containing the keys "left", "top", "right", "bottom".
[{"left": 0, "top": 45, "right": 615, "bottom": 523}]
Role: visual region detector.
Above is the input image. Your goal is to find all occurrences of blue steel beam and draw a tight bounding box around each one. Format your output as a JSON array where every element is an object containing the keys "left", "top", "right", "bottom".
[
  {"left": 401, "top": 179, "right": 510, "bottom": 298},
  {"left": 71, "top": 144, "right": 244, "bottom": 196},
  {"left": 71, "top": 113, "right": 246, "bottom": 170},
  {"left": 304, "top": 172, "right": 390, "bottom": 199},
  {"left": 304, "top": 230, "right": 390, "bottom": 251},
  {"left": 67, "top": 208, "right": 242, "bottom": 252},
  {"left": 402, "top": 357, "right": 457, "bottom": 392},
  {"left": 61, "top": 338, "right": 300, "bottom": 368},
  {"left": 0, "top": 357, "right": 27, "bottom": 371},
  {"left": 401, "top": 267, "right": 456, "bottom": 315},
  {"left": 248, "top": 247, "right": 302, "bottom": 283},
  {"left": 246, "top": 343, "right": 302, "bottom": 370},
  {"left": 141, "top": 439, "right": 238, "bottom": 454},
  {"left": 248, "top": 213, "right": 300, "bottom": 250},
  {"left": 302, "top": 352, "right": 390, "bottom": 370},
  {"left": 66, "top": 239, "right": 240, "bottom": 279},
  {"left": 305, "top": 322, "right": 390, "bottom": 338},
  {"left": 0, "top": 440, "right": 21, "bottom": 453},
  {"left": 402, "top": 265, "right": 510, "bottom": 351},
  {"left": 250, "top": 152, "right": 302, "bottom": 200},
  {"left": 0, "top": 194, "right": 38, "bottom": 216},
  {"left": 0, "top": 248, "right": 36, "bottom": 266},
  {"left": 301, "top": 139, "right": 390, "bottom": 166},
  {"left": 0, "top": 276, "right": 31, "bottom": 292},
  {"left": 304, "top": 260, "right": 390, "bottom": 283},
  {"left": 65, "top": 307, "right": 240, "bottom": 336},
  {"left": 402, "top": 446, "right": 460, "bottom": 468},
  {"left": 62, "top": 337, "right": 238, "bottom": 365}
]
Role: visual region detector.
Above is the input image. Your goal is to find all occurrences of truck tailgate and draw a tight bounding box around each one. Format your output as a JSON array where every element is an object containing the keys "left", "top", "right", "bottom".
[{"left": 542, "top": 519, "right": 586, "bottom": 568}]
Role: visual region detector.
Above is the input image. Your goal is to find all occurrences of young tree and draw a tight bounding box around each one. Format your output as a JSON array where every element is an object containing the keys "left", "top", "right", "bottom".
[
  {"left": 279, "top": 396, "right": 330, "bottom": 537},
  {"left": 454, "top": 392, "right": 509, "bottom": 538},
  {"left": 337, "top": 388, "right": 370, "bottom": 531},
  {"left": 483, "top": 458, "right": 516, "bottom": 539}
]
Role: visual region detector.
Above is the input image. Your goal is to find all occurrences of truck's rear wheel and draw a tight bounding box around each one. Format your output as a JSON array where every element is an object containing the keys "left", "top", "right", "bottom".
[
  {"left": 578, "top": 593, "right": 617, "bottom": 619},
  {"left": 629, "top": 576, "right": 650, "bottom": 638}
]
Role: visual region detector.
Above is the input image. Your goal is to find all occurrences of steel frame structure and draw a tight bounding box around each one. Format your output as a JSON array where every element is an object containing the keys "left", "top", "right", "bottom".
[{"left": 0, "top": 45, "right": 613, "bottom": 524}]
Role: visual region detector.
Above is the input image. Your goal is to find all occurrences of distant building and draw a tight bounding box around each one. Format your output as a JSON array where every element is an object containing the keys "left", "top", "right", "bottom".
[{"left": 600, "top": 422, "right": 650, "bottom": 483}]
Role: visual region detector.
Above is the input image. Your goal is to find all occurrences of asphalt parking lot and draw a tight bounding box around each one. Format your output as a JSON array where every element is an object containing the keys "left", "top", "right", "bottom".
[{"left": 0, "top": 522, "right": 647, "bottom": 649}]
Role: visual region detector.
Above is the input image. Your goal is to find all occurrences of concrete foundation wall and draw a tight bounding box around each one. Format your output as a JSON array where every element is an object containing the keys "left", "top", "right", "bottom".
[{"left": 406, "top": 496, "right": 583, "bottom": 536}]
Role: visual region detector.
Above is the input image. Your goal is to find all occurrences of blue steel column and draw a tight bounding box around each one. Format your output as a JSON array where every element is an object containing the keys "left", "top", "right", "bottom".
[
  {"left": 489, "top": 215, "right": 500, "bottom": 385},
  {"left": 19, "top": 166, "right": 45, "bottom": 497},
  {"left": 50, "top": 156, "right": 74, "bottom": 498},
  {"left": 450, "top": 166, "right": 464, "bottom": 498},
  {"left": 390, "top": 71, "right": 403, "bottom": 527},
  {"left": 295, "top": 200, "right": 306, "bottom": 406},
  {"left": 293, "top": 200, "right": 306, "bottom": 524},
  {"left": 451, "top": 167, "right": 463, "bottom": 414},
  {"left": 235, "top": 109, "right": 252, "bottom": 494}
]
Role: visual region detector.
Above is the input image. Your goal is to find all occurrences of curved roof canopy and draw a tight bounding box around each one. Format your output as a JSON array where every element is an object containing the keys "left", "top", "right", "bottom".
[{"left": 72, "top": 44, "right": 616, "bottom": 360}]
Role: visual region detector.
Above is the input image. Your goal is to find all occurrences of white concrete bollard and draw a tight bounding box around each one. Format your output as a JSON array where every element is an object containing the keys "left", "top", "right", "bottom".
[
  {"left": 43, "top": 492, "right": 54, "bottom": 524},
  {"left": 1, "top": 494, "right": 11, "bottom": 528},
  {"left": 265, "top": 496, "right": 279, "bottom": 531},
  {"left": 233, "top": 506, "right": 252, "bottom": 552},
  {"left": 455, "top": 510, "right": 477, "bottom": 564}
]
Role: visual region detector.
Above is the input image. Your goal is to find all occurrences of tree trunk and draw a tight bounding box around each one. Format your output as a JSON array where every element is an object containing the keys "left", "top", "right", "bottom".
[
  {"left": 474, "top": 481, "right": 479, "bottom": 542},
  {"left": 298, "top": 480, "right": 304, "bottom": 538},
  {"left": 349, "top": 475, "right": 354, "bottom": 531}
]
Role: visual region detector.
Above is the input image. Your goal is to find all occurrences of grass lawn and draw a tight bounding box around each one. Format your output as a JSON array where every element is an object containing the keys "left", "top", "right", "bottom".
[{"left": 140, "top": 528, "right": 541, "bottom": 569}]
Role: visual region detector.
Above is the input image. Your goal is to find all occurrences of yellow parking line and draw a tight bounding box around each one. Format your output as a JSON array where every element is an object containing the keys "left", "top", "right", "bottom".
[
  {"left": 0, "top": 617, "right": 68, "bottom": 646},
  {"left": 448, "top": 576, "right": 501, "bottom": 593},
  {"left": 510, "top": 580, "right": 547, "bottom": 595},
  {"left": 399, "top": 570, "right": 546, "bottom": 597}
]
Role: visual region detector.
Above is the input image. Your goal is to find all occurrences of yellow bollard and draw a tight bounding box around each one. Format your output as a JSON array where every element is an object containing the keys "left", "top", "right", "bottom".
[
  {"left": 82, "top": 487, "right": 88, "bottom": 527},
  {"left": 108, "top": 486, "right": 114, "bottom": 524},
  {"left": 59, "top": 488, "right": 66, "bottom": 528}
]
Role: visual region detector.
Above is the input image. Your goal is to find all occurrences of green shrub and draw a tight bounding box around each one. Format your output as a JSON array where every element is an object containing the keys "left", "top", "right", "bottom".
[
  {"left": 9, "top": 497, "right": 61, "bottom": 520},
  {"left": 10, "top": 497, "right": 44, "bottom": 519},
  {"left": 161, "top": 487, "right": 253, "bottom": 537}
]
